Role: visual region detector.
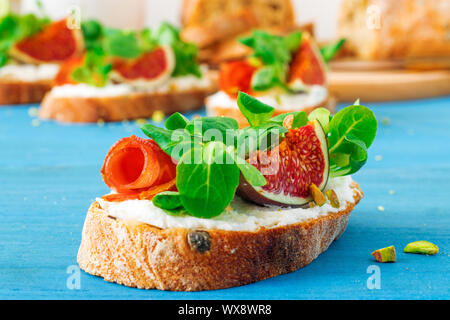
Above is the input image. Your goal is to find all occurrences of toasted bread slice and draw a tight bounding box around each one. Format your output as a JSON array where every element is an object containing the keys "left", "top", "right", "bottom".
[
  {"left": 77, "top": 183, "right": 362, "bottom": 291},
  {"left": 39, "top": 73, "right": 218, "bottom": 123},
  {"left": 182, "top": 0, "right": 295, "bottom": 29},
  {"left": 181, "top": 8, "right": 260, "bottom": 48},
  {"left": 0, "top": 79, "right": 52, "bottom": 105}
]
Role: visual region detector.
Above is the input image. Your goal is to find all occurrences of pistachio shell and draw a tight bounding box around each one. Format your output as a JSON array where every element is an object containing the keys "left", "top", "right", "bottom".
[
  {"left": 404, "top": 241, "right": 439, "bottom": 255},
  {"left": 372, "top": 246, "right": 396, "bottom": 263},
  {"left": 326, "top": 189, "right": 340, "bottom": 208},
  {"left": 310, "top": 184, "right": 326, "bottom": 206}
]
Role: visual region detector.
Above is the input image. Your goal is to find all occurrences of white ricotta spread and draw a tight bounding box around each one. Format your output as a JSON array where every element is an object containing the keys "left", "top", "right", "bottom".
[
  {"left": 50, "top": 66, "right": 212, "bottom": 98},
  {"left": 0, "top": 63, "right": 60, "bottom": 82},
  {"left": 206, "top": 86, "right": 328, "bottom": 113},
  {"left": 98, "top": 176, "right": 359, "bottom": 232},
  {"left": 51, "top": 83, "right": 133, "bottom": 98}
]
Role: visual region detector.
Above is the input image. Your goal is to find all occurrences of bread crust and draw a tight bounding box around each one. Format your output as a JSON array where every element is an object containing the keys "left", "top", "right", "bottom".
[
  {"left": 39, "top": 79, "right": 218, "bottom": 123},
  {"left": 77, "top": 183, "right": 362, "bottom": 291},
  {"left": 0, "top": 79, "right": 52, "bottom": 105}
]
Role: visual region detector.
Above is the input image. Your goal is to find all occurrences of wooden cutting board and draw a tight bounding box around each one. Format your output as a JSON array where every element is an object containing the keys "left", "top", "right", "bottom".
[{"left": 328, "top": 61, "right": 450, "bottom": 102}]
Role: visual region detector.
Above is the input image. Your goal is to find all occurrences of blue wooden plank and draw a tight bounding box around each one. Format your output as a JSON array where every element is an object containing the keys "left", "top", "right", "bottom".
[{"left": 0, "top": 97, "right": 449, "bottom": 300}]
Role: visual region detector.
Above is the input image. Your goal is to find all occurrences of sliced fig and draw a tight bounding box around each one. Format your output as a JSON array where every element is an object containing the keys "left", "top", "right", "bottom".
[
  {"left": 10, "top": 18, "right": 84, "bottom": 64},
  {"left": 218, "top": 59, "right": 257, "bottom": 97},
  {"left": 53, "top": 54, "right": 85, "bottom": 85},
  {"left": 237, "top": 120, "right": 329, "bottom": 207},
  {"left": 110, "top": 46, "right": 175, "bottom": 87},
  {"left": 288, "top": 33, "right": 327, "bottom": 87}
]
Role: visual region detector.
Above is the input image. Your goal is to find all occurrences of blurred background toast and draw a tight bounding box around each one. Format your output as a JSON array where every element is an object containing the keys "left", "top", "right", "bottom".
[
  {"left": 180, "top": 0, "right": 316, "bottom": 66},
  {"left": 337, "top": 0, "right": 450, "bottom": 62}
]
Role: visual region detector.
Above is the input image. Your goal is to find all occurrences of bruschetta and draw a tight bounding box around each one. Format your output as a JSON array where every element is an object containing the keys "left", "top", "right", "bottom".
[
  {"left": 206, "top": 30, "right": 335, "bottom": 127},
  {"left": 39, "top": 22, "right": 217, "bottom": 123},
  {"left": 78, "top": 92, "right": 378, "bottom": 291},
  {"left": 0, "top": 14, "right": 84, "bottom": 105}
]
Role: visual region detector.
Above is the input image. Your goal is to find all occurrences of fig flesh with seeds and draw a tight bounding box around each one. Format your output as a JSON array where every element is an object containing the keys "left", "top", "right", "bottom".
[
  {"left": 237, "top": 120, "right": 329, "bottom": 207},
  {"left": 11, "top": 19, "right": 84, "bottom": 64}
]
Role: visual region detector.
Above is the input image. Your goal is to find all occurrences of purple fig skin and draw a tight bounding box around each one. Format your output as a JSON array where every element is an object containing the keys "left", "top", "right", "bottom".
[{"left": 236, "top": 174, "right": 311, "bottom": 208}]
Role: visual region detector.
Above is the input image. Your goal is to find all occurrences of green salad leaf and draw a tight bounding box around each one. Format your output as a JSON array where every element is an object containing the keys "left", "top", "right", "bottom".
[
  {"left": 81, "top": 20, "right": 103, "bottom": 50},
  {"left": 103, "top": 29, "right": 143, "bottom": 59},
  {"left": 327, "top": 103, "right": 377, "bottom": 177},
  {"left": 320, "top": 38, "right": 346, "bottom": 64},
  {"left": 237, "top": 92, "right": 275, "bottom": 126},
  {"left": 235, "top": 157, "right": 267, "bottom": 187},
  {"left": 165, "top": 112, "right": 189, "bottom": 130},
  {"left": 152, "top": 191, "right": 183, "bottom": 210},
  {"left": 71, "top": 50, "right": 112, "bottom": 87},
  {"left": 239, "top": 30, "right": 302, "bottom": 92},
  {"left": 308, "top": 108, "right": 331, "bottom": 132},
  {"left": 153, "top": 22, "right": 201, "bottom": 78},
  {"left": 176, "top": 142, "right": 240, "bottom": 218}
]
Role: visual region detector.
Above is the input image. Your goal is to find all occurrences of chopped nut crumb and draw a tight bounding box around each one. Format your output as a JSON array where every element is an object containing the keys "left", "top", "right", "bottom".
[
  {"left": 135, "top": 118, "right": 147, "bottom": 125},
  {"left": 378, "top": 206, "right": 385, "bottom": 212},
  {"left": 372, "top": 246, "right": 396, "bottom": 263},
  {"left": 381, "top": 117, "right": 391, "bottom": 126},
  {"left": 28, "top": 107, "right": 39, "bottom": 117},
  {"left": 152, "top": 110, "right": 165, "bottom": 123}
]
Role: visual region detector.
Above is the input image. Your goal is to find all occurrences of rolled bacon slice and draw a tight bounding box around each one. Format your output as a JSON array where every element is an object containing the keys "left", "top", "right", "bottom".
[{"left": 101, "top": 135, "right": 176, "bottom": 195}]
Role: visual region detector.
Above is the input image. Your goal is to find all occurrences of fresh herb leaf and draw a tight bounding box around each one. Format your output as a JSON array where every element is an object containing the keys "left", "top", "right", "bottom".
[
  {"left": 185, "top": 116, "right": 239, "bottom": 145},
  {"left": 235, "top": 158, "right": 267, "bottom": 187},
  {"left": 103, "top": 30, "right": 142, "bottom": 59},
  {"left": 176, "top": 142, "right": 240, "bottom": 218},
  {"left": 165, "top": 112, "right": 189, "bottom": 130},
  {"left": 308, "top": 108, "right": 331, "bottom": 133},
  {"left": 251, "top": 66, "right": 277, "bottom": 91},
  {"left": 283, "top": 32, "right": 303, "bottom": 52},
  {"left": 153, "top": 22, "right": 201, "bottom": 78},
  {"left": 328, "top": 104, "right": 377, "bottom": 176},
  {"left": 239, "top": 30, "right": 302, "bottom": 91},
  {"left": 71, "top": 51, "right": 112, "bottom": 87},
  {"left": 142, "top": 123, "right": 200, "bottom": 161},
  {"left": 0, "top": 51, "right": 7, "bottom": 67},
  {"left": 236, "top": 123, "right": 287, "bottom": 158},
  {"left": 153, "top": 191, "right": 183, "bottom": 210},
  {"left": 269, "top": 111, "right": 308, "bottom": 129},
  {"left": 81, "top": 19, "right": 103, "bottom": 50},
  {"left": 237, "top": 92, "right": 275, "bottom": 127},
  {"left": 320, "top": 38, "right": 345, "bottom": 63}
]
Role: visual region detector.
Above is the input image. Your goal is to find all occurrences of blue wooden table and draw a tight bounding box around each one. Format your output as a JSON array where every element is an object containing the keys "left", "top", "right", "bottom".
[{"left": 0, "top": 97, "right": 449, "bottom": 300}]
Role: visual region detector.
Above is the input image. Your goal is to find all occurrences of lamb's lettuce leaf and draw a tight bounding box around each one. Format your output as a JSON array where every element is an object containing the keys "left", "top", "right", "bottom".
[
  {"left": 239, "top": 30, "right": 302, "bottom": 92},
  {"left": 320, "top": 38, "right": 346, "bottom": 63},
  {"left": 327, "top": 103, "right": 377, "bottom": 177}
]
